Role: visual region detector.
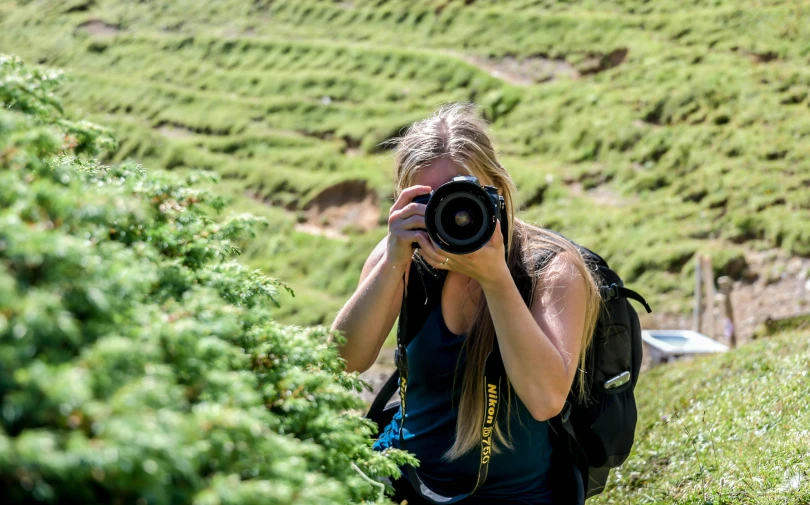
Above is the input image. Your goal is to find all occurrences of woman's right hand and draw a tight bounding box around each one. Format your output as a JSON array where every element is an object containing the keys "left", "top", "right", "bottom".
[{"left": 386, "top": 185, "right": 432, "bottom": 268}]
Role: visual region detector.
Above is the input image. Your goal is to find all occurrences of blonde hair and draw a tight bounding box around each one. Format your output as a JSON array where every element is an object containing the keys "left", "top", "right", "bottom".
[{"left": 390, "top": 102, "right": 601, "bottom": 461}]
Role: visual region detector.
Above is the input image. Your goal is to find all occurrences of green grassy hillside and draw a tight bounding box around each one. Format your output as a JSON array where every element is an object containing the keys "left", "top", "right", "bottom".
[
  {"left": 592, "top": 330, "right": 810, "bottom": 504},
  {"left": 3, "top": 0, "right": 810, "bottom": 329}
]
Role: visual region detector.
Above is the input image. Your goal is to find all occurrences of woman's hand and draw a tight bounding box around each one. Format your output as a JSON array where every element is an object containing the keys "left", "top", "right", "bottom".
[
  {"left": 415, "top": 219, "right": 509, "bottom": 288},
  {"left": 385, "top": 185, "right": 433, "bottom": 269}
]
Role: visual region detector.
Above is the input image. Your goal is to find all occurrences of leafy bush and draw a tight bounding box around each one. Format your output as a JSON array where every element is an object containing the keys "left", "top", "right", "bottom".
[{"left": 0, "top": 54, "right": 413, "bottom": 505}]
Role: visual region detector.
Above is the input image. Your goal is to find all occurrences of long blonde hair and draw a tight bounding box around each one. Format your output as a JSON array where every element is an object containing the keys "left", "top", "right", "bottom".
[{"left": 390, "top": 102, "right": 601, "bottom": 461}]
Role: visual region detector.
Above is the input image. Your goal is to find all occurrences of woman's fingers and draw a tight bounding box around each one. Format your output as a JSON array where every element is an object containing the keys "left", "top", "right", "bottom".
[
  {"left": 389, "top": 202, "right": 425, "bottom": 223},
  {"left": 390, "top": 186, "right": 431, "bottom": 213},
  {"left": 415, "top": 248, "right": 442, "bottom": 269},
  {"left": 398, "top": 214, "right": 426, "bottom": 231},
  {"left": 415, "top": 234, "right": 450, "bottom": 268}
]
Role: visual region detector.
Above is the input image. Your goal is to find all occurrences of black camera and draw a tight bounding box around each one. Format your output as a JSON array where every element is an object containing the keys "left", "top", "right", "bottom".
[{"left": 411, "top": 175, "right": 507, "bottom": 255}]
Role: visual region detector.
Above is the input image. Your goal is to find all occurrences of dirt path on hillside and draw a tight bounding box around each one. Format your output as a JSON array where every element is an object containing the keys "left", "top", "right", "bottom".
[
  {"left": 453, "top": 52, "right": 580, "bottom": 86},
  {"left": 444, "top": 48, "right": 628, "bottom": 86}
]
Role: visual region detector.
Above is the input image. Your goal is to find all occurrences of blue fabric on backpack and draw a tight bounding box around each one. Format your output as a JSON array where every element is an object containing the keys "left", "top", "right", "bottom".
[{"left": 373, "top": 303, "right": 554, "bottom": 505}]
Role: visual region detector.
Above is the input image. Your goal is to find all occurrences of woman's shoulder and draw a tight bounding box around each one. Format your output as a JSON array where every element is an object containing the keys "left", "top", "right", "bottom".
[
  {"left": 516, "top": 225, "right": 590, "bottom": 300},
  {"left": 518, "top": 224, "right": 582, "bottom": 269}
]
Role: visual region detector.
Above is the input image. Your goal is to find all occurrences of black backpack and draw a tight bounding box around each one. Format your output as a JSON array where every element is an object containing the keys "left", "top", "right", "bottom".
[{"left": 365, "top": 230, "right": 651, "bottom": 503}]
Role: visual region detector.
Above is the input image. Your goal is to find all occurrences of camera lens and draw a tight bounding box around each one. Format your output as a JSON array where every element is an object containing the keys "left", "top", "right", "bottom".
[
  {"left": 421, "top": 175, "right": 502, "bottom": 254},
  {"left": 454, "top": 210, "right": 472, "bottom": 227},
  {"left": 435, "top": 193, "right": 487, "bottom": 246}
]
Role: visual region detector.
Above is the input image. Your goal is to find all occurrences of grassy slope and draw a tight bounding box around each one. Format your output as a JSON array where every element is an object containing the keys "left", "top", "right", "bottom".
[
  {"left": 2, "top": 0, "right": 810, "bottom": 332},
  {"left": 592, "top": 331, "right": 810, "bottom": 504}
]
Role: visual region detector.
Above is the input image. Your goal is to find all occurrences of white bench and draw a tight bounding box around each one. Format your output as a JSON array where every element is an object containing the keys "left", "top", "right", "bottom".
[{"left": 642, "top": 329, "right": 729, "bottom": 366}]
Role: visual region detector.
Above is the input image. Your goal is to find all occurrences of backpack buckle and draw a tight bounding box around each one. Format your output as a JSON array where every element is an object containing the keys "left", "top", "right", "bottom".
[
  {"left": 560, "top": 400, "right": 572, "bottom": 424},
  {"left": 600, "top": 283, "right": 620, "bottom": 302}
]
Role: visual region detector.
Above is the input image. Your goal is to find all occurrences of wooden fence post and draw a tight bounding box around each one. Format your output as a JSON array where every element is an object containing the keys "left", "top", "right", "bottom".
[
  {"left": 717, "top": 276, "right": 737, "bottom": 348},
  {"left": 701, "top": 255, "right": 716, "bottom": 338},
  {"left": 694, "top": 254, "right": 703, "bottom": 332}
]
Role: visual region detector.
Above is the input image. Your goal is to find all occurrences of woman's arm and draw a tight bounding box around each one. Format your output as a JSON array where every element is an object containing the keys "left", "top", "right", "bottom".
[
  {"left": 330, "top": 185, "right": 432, "bottom": 373},
  {"left": 330, "top": 237, "right": 409, "bottom": 374},
  {"left": 480, "top": 253, "right": 586, "bottom": 421},
  {"left": 409, "top": 219, "right": 587, "bottom": 421}
]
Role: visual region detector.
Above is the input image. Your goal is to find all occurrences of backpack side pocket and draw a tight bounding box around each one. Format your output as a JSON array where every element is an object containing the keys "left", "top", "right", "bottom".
[
  {"left": 592, "top": 322, "right": 633, "bottom": 391},
  {"left": 589, "top": 387, "right": 638, "bottom": 468}
]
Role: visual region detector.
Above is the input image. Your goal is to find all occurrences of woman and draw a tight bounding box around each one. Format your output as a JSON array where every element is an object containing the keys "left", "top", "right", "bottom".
[{"left": 332, "top": 102, "right": 601, "bottom": 504}]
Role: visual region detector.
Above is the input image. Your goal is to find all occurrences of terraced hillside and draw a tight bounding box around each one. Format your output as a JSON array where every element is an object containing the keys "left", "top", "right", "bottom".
[{"left": 4, "top": 0, "right": 810, "bottom": 334}]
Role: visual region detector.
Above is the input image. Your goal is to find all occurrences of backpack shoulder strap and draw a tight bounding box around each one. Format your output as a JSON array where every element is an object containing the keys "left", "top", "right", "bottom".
[{"left": 366, "top": 369, "right": 400, "bottom": 429}]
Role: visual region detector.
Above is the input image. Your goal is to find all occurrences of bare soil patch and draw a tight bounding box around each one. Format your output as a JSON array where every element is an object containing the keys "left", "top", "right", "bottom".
[
  {"left": 293, "top": 223, "right": 350, "bottom": 241},
  {"left": 296, "top": 180, "right": 380, "bottom": 239},
  {"left": 459, "top": 53, "right": 579, "bottom": 86},
  {"left": 76, "top": 20, "right": 122, "bottom": 37},
  {"left": 579, "top": 48, "right": 629, "bottom": 76},
  {"left": 453, "top": 48, "right": 628, "bottom": 87},
  {"left": 568, "top": 181, "right": 632, "bottom": 207},
  {"left": 157, "top": 124, "right": 193, "bottom": 139}
]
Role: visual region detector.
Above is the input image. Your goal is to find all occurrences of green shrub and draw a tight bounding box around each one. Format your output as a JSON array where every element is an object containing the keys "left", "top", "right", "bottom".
[{"left": 0, "top": 55, "right": 414, "bottom": 505}]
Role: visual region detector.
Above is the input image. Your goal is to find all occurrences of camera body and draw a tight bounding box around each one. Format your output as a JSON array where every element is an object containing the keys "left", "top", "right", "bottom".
[{"left": 411, "top": 175, "right": 507, "bottom": 255}]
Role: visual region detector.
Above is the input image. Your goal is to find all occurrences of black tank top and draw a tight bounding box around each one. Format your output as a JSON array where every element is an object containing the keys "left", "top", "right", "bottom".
[{"left": 373, "top": 299, "right": 554, "bottom": 504}]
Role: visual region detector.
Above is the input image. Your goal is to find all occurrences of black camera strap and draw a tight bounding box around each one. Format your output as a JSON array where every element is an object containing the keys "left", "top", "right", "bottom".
[
  {"left": 394, "top": 268, "right": 505, "bottom": 504},
  {"left": 391, "top": 206, "right": 510, "bottom": 502}
]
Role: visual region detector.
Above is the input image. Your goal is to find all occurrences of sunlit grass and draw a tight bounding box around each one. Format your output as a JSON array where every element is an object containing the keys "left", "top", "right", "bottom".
[{"left": 592, "top": 329, "right": 810, "bottom": 504}]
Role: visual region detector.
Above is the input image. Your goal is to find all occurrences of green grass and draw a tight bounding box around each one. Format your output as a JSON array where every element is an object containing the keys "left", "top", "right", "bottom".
[
  {"left": 3, "top": 0, "right": 810, "bottom": 326},
  {"left": 591, "top": 330, "right": 810, "bottom": 504}
]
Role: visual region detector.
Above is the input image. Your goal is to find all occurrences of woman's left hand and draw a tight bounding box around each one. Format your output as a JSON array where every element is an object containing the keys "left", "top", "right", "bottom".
[{"left": 414, "top": 219, "right": 508, "bottom": 288}]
